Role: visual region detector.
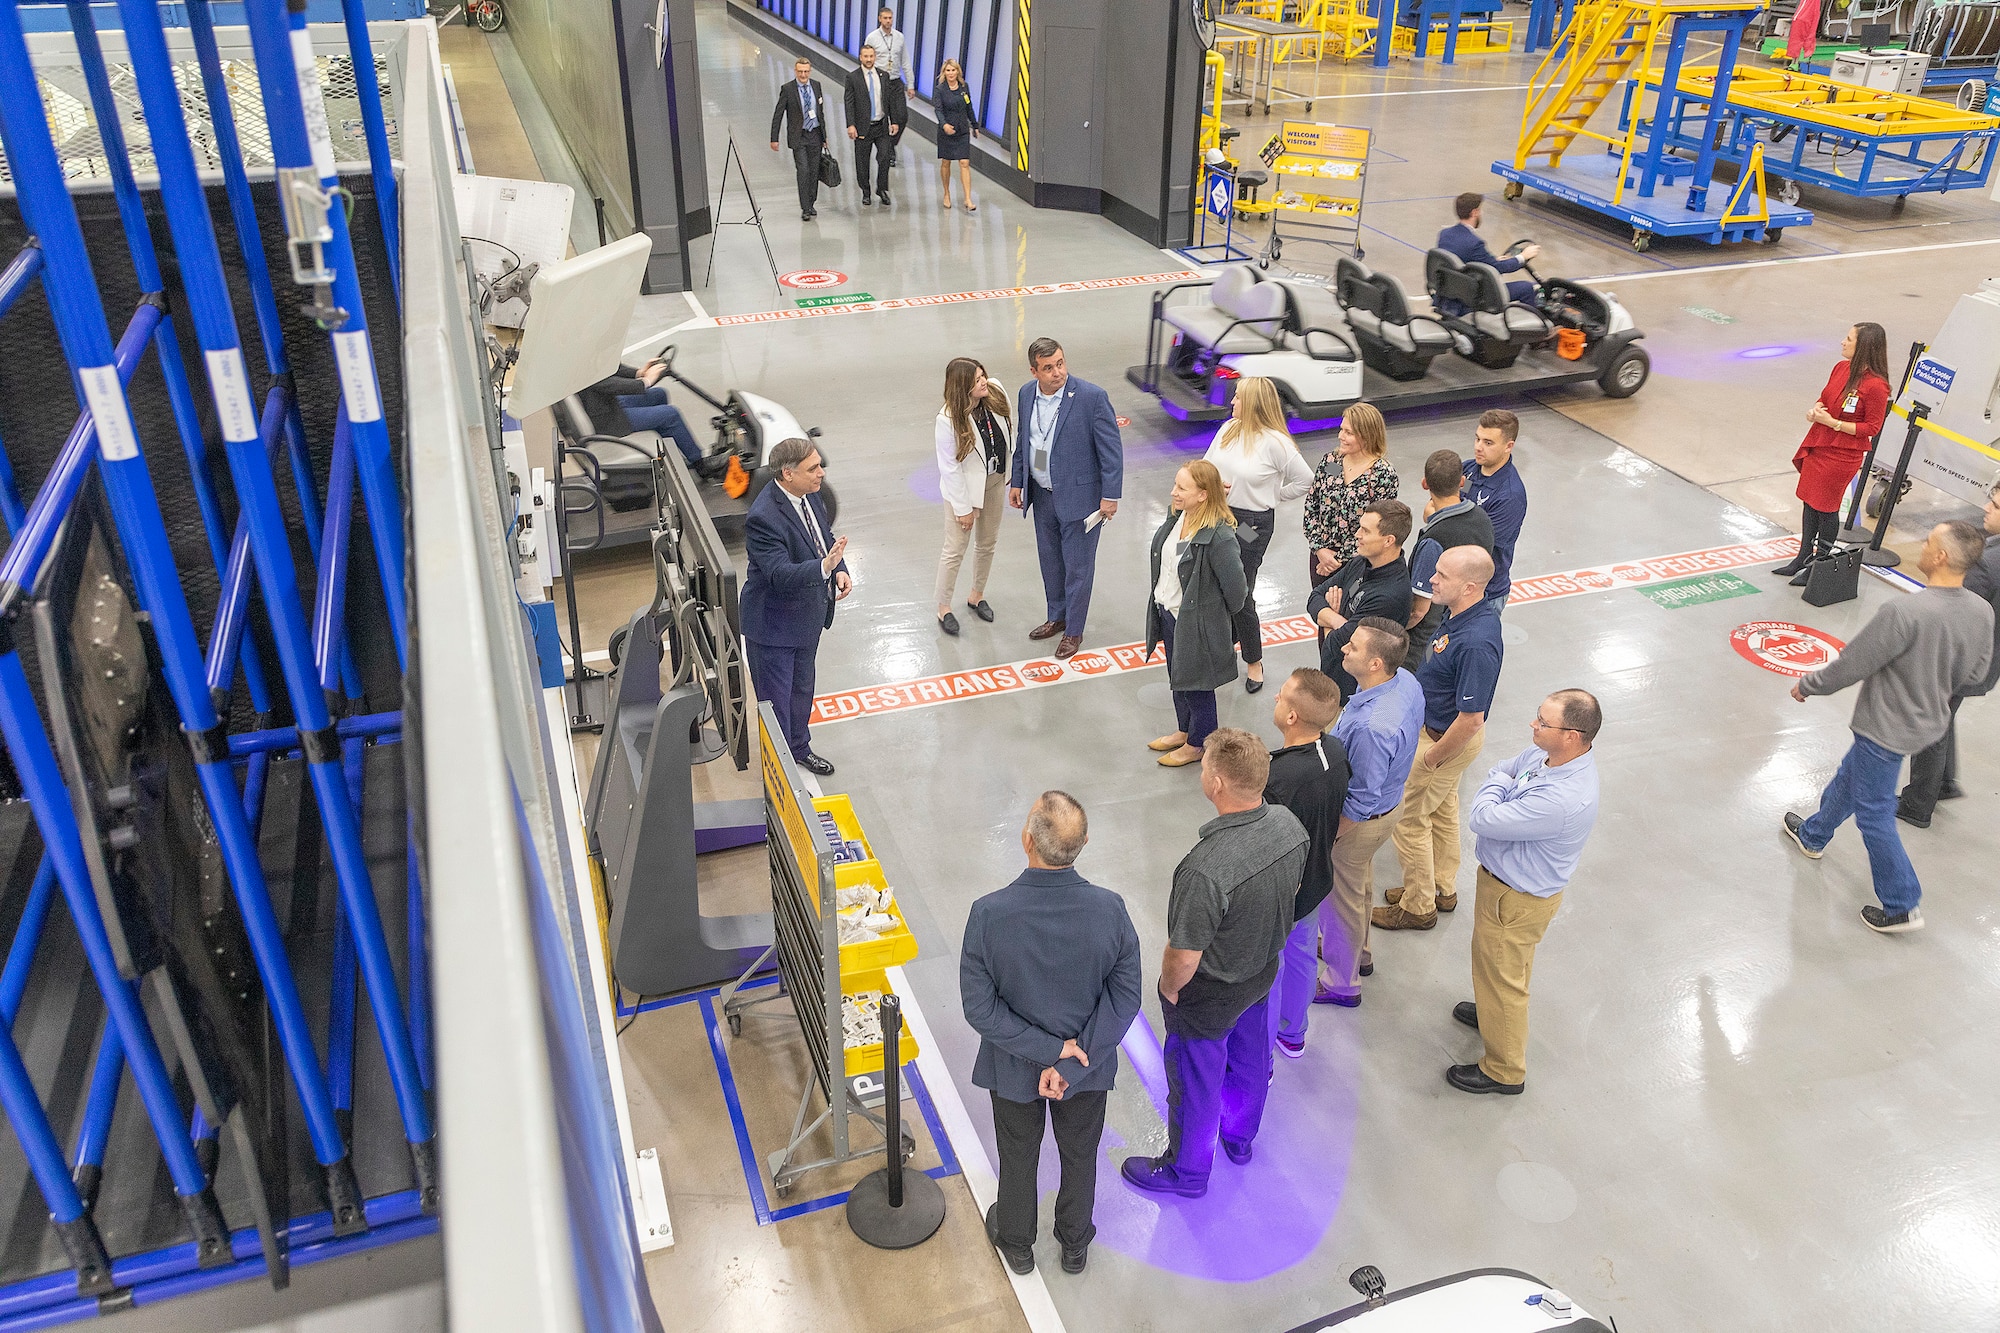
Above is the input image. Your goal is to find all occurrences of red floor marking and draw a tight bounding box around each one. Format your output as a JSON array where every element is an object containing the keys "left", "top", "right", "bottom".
[
  {"left": 714, "top": 270, "right": 1198, "bottom": 326},
  {"left": 812, "top": 534, "right": 1805, "bottom": 726},
  {"left": 1731, "top": 621, "right": 1846, "bottom": 677}
]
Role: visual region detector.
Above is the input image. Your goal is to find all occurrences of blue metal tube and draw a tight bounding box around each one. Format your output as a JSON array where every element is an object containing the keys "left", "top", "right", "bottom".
[
  {"left": 0, "top": 1023, "right": 88, "bottom": 1227},
  {"left": 203, "top": 390, "right": 290, "bottom": 700},
  {"left": 276, "top": 395, "right": 365, "bottom": 701},
  {"left": 314, "top": 409, "right": 356, "bottom": 692},
  {"left": 407, "top": 836, "right": 431, "bottom": 1091},
  {"left": 336, "top": 0, "right": 401, "bottom": 297},
  {"left": 0, "top": 438, "right": 23, "bottom": 539},
  {"left": 0, "top": 302, "right": 161, "bottom": 600},
  {"left": 0, "top": 856, "right": 55, "bottom": 1021},
  {"left": 245, "top": 0, "right": 408, "bottom": 669},
  {"left": 71, "top": 1024, "right": 125, "bottom": 1171},
  {"left": 329, "top": 739, "right": 364, "bottom": 1120},
  {"left": 0, "top": 243, "right": 42, "bottom": 320},
  {"left": 242, "top": 750, "right": 271, "bottom": 832},
  {"left": 227, "top": 709, "right": 403, "bottom": 757}
]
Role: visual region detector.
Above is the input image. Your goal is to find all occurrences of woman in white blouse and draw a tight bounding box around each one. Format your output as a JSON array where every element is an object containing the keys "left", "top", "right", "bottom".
[
  {"left": 1203, "top": 376, "right": 1312, "bottom": 693},
  {"left": 932, "top": 357, "right": 1013, "bottom": 635}
]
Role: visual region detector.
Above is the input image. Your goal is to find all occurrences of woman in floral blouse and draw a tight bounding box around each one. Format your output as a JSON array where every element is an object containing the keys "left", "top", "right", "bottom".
[{"left": 1303, "top": 401, "right": 1399, "bottom": 582}]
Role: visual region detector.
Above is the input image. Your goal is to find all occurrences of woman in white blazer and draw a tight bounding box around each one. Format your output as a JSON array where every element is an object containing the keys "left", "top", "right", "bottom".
[
  {"left": 1204, "top": 376, "right": 1312, "bottom": 692},
  {"left": 933, "top": 357, "right": 1013, "bottom": 635}
]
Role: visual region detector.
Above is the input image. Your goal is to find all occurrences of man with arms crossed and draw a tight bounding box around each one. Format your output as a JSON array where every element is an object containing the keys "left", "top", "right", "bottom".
[{"left": 962, "top": 793, "right": 1141, "bottom": 1275}]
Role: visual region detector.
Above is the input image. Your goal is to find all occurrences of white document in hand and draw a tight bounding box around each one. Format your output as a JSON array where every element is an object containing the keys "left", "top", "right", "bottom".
[{"left": 1083, "top": 511, "right": 1105, "bottom": 532}]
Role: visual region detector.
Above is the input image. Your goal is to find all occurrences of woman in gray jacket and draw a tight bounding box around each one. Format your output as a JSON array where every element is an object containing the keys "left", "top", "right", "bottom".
[{"left": 1145, "top": 459, "right": 1248, "bottom": 768}]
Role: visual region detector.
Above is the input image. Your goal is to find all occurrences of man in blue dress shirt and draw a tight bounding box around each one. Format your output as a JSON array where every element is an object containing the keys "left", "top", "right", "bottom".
[
  {"left": 1437, "top": 192, "right": 1540, "bottom": 312},
  {"left": 962, "top": 793, "right": 1142, "bottom": 1275},
  {"left": 1446, "top": 689, "right": 1602, "bottom": 1095},
  {"left": 1313, "top": 619, "right": 1424, "bottom": 1005},
  {"left": 1462, "top": 409, "right": 1528, "bottom": 612}
]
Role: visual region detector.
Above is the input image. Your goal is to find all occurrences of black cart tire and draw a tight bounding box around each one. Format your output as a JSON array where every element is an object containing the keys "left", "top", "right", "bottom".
[
  {"left": 1631, "top": 230, "right": 1652, "bottom": 252},
  {"left": 1763, "top": 227, "right": 1784, "bottom": 244},
  {"left": 1600, "top": 344, "right": 1650, "bottom": 398},
  {"left": 1503, "top": 180, "right": 1524, "bottom": 200},
  {"left": 1354, "top": 246, "right": 1365, "bottom": 261},
  {"left": 728, "top": 1013, "right": 742, "bottom": 1036},
  {"left": 607, "top": 625, "right": 629, "bottom": 670},
  {"left": 473, "top": 0, "right": 504, "bottom": 30}
]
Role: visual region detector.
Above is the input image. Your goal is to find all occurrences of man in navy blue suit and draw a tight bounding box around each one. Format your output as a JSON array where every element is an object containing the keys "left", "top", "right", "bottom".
[
  {"left": 1437, "top": 192, "right": 1540, "bottom": 315},
  {"left": 1007, "top": 338, "right": 1124, "bottom": 659},
  {"left": 741, "top": 438, "right": 850, "bottom": 777}
]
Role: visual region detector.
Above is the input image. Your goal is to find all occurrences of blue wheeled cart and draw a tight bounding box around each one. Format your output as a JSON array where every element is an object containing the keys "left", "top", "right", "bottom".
[{"left": 1495, "top": 0, "right": 1814, "bottom": 251}]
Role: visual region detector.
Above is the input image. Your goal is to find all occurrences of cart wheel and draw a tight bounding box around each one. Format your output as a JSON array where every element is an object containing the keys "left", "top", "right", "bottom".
[
  {"left": 1599, "top": 344, "right": 1650, "bottom": 399},
  {"left": 1268, "top": 236, "right": 1283, "bottom": 262},
  {"left": 1354, "top": 246, "right": 1365, "bottom": 262},
  {"left": 1631, "top": 230, "right": 1652, "bottom": 253},
  {"left": 727, "top": 1013, "right": 742, "bottom": 1036},
  {"left": 774, "top": 1181, "right": 793, "bottom": 1199},
  {"left": 1763, "top": 227, "right": 1784, "bottom": 244},
  {"left": 1503, "top": 180, "right": 1524, "bottom": 201},
  {"left": 1777, "top": 179, "right": 1801, "bottom": 206},
  {"left": 472, "top": 0, "right": 504, "bottom": 30},
  {"left": 901, "top": 1132, "right": 918, "bottom": 1163},
  {"left": 607, "top": 625, "right": 629, "bottom": 670},
  {"left": 1891, "top": 194, "right": 1907, "bottom": 213}
]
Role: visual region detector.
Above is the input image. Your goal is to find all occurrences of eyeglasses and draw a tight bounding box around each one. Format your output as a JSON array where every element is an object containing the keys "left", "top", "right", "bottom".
[{"left": 1530, "top": 717, "right": 1579, "bottom": 733}]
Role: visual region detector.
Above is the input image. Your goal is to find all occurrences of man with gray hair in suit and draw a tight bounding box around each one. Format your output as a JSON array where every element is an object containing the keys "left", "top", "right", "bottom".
[{"left": 962, "top": 792, "right": 1142, "bottom": 1277}]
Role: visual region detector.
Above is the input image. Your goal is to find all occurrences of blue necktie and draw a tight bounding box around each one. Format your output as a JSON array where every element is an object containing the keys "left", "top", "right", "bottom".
[{"left": 802, "top": 84, "right": 817, "bottom": 131}]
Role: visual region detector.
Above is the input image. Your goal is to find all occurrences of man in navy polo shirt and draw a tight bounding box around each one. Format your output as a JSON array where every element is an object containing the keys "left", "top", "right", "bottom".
[
  {"left": 1462, "top": 410, "right": 1528, "bottom": 612},
  {"left": 1377, "top": 546, "right": 1504, "bottom": 931}
]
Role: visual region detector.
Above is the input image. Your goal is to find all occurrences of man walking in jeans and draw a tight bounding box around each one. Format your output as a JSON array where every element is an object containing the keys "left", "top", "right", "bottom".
[
  {"left": 1122, "top": 730, "right": 1307, "bottom": 1199},
  {"left": 962, "top": 793, "right": 1141, "bottom": 1276},
  {"left": 1783, "top": 521, "right": 1993, "bottom": 933}
]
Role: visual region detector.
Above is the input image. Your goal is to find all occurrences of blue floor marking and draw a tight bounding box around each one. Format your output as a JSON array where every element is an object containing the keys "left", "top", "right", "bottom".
[{"left": 695, "top": 992, "right": 961, "bottom": 1226}]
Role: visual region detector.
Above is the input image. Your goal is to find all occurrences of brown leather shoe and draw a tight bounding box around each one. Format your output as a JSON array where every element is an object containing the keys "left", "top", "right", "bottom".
[
  {"left": 1371, "top": 904, "right": 1437, "bottom": 931},
  {"left": 1029, "top": 620, "right": 1066, "bottom": 641},
  {"left": 1386, "top": 887, "right": 1403, "bottom": 905},
  {"left": 1055, "top": 634, "right": 1082, "bottom": 659},
  {"left": 1158, "top": 745, "right": 1203, "bottom": 767},
  {"left": 1438, "top": 892, "right": 1458, "bottom": 913}
]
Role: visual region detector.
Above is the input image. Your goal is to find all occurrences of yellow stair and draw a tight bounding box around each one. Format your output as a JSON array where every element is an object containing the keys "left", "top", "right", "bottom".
[{"left": 1515, "top": 0, "right": 1662, "bottom": 169}]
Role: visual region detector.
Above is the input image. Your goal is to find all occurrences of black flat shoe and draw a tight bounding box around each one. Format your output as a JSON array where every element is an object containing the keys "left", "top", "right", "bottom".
[
  {"left": 1771, "top": 558, "right": 1807, "bottom": 577},
  {"left": 985, "top": 1204, "right": 1034, "bottom": 1275},
  {"left": 1789, "top": 567, "right": 1813, "bottom": 587},
  {"left": 798, "top": 752, "right": 835, "bottom": 776},
  {"left": 1244, "top": 673, "right": 1265, "bottom": 694},
  {"left": 1445, "top": 1063, "right": 1522, "bottom": 1095},
  {"left": 1060, "top": 1242, "right": 1087, "bottom": 1274},
  {"left": 1453, "top": 1001, "right": 1479, "bottom": 1030},
  {"left": 939, "top": 611, "right": 961, "bottom": 636},
  {"left": 966, "top": 599, "right": 995, "bottom": 622}
]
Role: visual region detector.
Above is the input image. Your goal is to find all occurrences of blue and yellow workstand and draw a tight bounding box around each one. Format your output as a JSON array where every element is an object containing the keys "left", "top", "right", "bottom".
[{"left": 1492, "top": 0, "right": 1814, "bottom": 250}]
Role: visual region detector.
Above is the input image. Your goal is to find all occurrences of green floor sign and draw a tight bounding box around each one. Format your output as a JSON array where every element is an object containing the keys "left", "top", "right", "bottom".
[
  {"left": 1638, "top": 571, "right": 1760, "bottom": 609},
  {"left": 796, "top": 292, "right": 875, "bottom": 308},
  {"left": 1682, "top": 306, "right": 1735, "bottom": 325}
]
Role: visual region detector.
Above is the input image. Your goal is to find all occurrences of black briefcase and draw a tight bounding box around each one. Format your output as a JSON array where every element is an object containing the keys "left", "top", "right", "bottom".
[
  {"left": 1803, "top": 544, "right": 1862, "bottom": 607},
  {"left": 818, "top": 149, "right": 842, "bottom": 188}
]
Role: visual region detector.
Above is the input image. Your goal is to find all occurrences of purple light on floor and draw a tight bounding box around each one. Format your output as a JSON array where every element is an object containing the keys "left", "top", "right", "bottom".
[
  {"left": 905, "top": 467, "right": 943, "bottom": 504},
  {"left": 1737, "top": 345, "right": 1796, "bottom": 360}
]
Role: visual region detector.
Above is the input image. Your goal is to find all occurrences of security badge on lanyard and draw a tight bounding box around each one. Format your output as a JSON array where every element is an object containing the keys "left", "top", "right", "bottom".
[{"left": 1841, "top": 392, "right": 1859, "bottom": 415}]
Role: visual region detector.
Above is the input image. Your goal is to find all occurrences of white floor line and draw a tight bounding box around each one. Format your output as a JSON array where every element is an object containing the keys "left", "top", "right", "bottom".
[
  {"left": 1315, "top": 81, "right": 1532, "bottom": 99},
  {"left": 888, "top": 965, "right": 1068, "bottom": 1333},
  {"left": 682, "top": 291, "right": 711, "bottom": 322},
  {"left": 620, "top": 294, "right": 721, "bottom": 359},
  {"left": 1579, "top": 237, "right": 2000, "bottom": 285}
]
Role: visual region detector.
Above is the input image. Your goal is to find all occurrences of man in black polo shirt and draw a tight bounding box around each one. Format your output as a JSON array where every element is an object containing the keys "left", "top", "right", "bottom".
[
  {"left": 1378, "top": 545, "right": 1503, "bottom": 931},
  {"left": 1122, "top": 730, "right": 1308, "bottom": 1200},
  {"left": 1309, "top": 501, "right": 1415, "bottom": 702},
  {"left": 1263, "top": 669, "right": 1351, "bottom": 1058},
  {"left": 1407, "top": 449, "right": 1496, "bottom": 660}
]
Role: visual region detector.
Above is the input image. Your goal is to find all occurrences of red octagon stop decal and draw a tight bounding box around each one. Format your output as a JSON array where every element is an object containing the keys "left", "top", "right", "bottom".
[
  {"left": 1731, "top": 621, "right": 1845, "bottom": 677},
  {"left": 778, "top": 269, "right": 848, "bottom": 289}
]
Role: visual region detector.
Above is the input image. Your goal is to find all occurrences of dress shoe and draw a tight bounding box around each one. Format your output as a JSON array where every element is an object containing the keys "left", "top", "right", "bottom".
[
  {"left": 1244, "top": 672, "right": 1265, "bottom": 694},
  {"left": 1359, "top": 960, "right": 1373, "bottom": 977},
  {"left": 1453, "top": 1001, "right": 1479, "bottom": 1030},
  {"left": 801, "top": 210, "right": 813, "bottom": 221},
  {"left": 806, "top": 209, "right": 817, "bottom": 219},
  {"left": 1771, "top": 556, "right": 1807, "bottom": 577},
  {"left": 1060, "top": 1242, "right": 1088, "bottom": 1274},
  {"left": 860, "top": 193, "right": 873, "bottom": 206},
  {"left": 1311, "top": 987, "right": 1360, "bottom": 1008},
  {"left": 1789, "top": 565, "right": 1814, "bottom": 587},
  {"left": 1158, "top": 745, "right": 1203, "bottom": 768},
  {"left": 877, "top": 191, "right": 892, "bottom": 206},
  {"left": 1120, "top": 1156, "right": 1206, "bottom": 1198},
  {"left": 798, "top": 752, "right": 835, "bottom": 777},
  {"left": 985, "top": 1204, "right": 1034, "bottom": 1275},
  {"left": 1446, "top": 1063, "right": 1523, "bottom": 1095},
  {"left": 1222, "top": 1138, "right": 1253, "bottom": 1165},
  {"left": 1148, "top": 733, "right": 1187, "bottom": 752},
  {"left": 939, "top": 611, "right": 961, "bottom": 636},
  {"left": 1029, "top": 619, "right": 1066, "bottom": 641},
  {"left": 1371, "top": 904, "right": 1436, "bottom": 931},
  {"left": 967, "top": 599, "right": 995, "bottom": 622},
  {"left": 1896, "top": 806, "right": 1931, "bottom": 829},
  {"left": 1862, "top": 905, "right": 1924, "bottom": 934},
  {"left": 1055, "top": 634, "right": 1082, "bottom": 659},
  {"left": 1782, "top": 811, "right": 1822, "bottom": 859}
]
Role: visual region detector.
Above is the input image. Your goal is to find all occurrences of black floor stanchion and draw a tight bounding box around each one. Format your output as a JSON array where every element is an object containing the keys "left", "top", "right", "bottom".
[
  {"left": 1841, "top": 342, "right": 1926, "bottom": 562},
  {"left": 1853, "top": 405, "right": 1930, "bottom": 571},
  {"left": 846, "top": 994, "right": 945, "bottom": 1249}
]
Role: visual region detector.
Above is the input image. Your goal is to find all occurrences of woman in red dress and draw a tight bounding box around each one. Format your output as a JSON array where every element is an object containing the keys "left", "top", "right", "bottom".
[{"left": 1773, "top": 322, "right": 1890, "bottom": 586}]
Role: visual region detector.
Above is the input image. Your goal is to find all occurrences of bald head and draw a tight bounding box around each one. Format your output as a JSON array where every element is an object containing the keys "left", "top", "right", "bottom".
[
  {"left": 1023, "top": 791, "right": 1087, "bottom": 867},
  {"left": 1433, "top": 544, "right": 1495, "bottom": 613}
]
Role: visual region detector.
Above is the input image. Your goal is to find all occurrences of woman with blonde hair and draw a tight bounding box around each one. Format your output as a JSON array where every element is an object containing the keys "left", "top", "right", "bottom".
[
  {"left": 933, "top": 356, "right": 1013, "bottom": 634},
  {"left": 1143, "top": 460, "right": 1247, "bottom": 767},
  {"left": 934, "top": 59, "right": 977, "bottom": 211},
  {"left": 1303, "top": 400, "right": 1398, "bottom": 585},
  {"left": 1205, "top": 376, "right": 1312, "bottom": 693}
]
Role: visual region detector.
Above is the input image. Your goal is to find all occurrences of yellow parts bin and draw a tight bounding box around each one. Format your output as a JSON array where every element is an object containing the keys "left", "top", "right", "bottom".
[
  {"left": 839, "top": 969, "right": 920, "bottom": 1077},
  {"left": 811, "top": 793, "right": 919, "bottom": 977}
]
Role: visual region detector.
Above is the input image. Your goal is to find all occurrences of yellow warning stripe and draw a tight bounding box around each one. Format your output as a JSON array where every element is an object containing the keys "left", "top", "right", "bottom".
[
  {"left": 1014, "top": 0, "right": 1031, "bottom": 172},
  {"left": 1891, "top": 402, "right": 2000, "bottom": 464}
]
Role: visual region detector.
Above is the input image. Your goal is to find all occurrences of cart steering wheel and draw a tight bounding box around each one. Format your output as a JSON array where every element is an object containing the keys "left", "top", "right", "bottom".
[
  {"left": 1504, "top": 237, "right": 1542, "bottom": 288},
  {"left": 653, "top": 343, "right": 679, "bottom": 376}
]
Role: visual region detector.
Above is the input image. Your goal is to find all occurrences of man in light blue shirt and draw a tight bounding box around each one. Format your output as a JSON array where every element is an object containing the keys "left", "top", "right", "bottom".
[
  {"left": 1313, "top": 618, "right": 1424, "bottom": 1005},
  {"left": 1447, "top": 688, "right": 1601, "bottom": 1096}
]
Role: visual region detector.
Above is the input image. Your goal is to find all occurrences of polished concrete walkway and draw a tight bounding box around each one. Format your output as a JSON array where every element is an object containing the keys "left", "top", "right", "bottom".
[{"left": 478, "top": 5, "right": 2000, "bottom": 1328}]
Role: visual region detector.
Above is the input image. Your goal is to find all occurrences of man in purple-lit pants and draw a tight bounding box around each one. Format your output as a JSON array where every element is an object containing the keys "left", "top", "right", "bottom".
[
  {"left": 1261, "top": 668, "right": 1350, "bottom": 1057},
  {"left": 1122, "top": 731, "right": 1307, "bottom": 1200}
]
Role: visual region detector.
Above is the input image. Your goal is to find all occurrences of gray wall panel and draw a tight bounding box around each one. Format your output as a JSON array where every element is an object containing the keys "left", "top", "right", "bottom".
[{"left": 510, "top": 0, "right": 636, "bottom": 234}]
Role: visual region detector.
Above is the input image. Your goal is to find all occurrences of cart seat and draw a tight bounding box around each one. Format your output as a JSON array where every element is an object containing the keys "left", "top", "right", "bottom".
[
  {"left": 1336, "top": 257, "right": 1450, "bottom": 357},
  {"left": 555, "top": 396, "right": 664, "bottom": 472},
  {"left": 1164, "top": 264, "right": 1287, "bottom": 353},
  {"left": 1425, "top": 250, "right": 1551, "bottom": 343}
]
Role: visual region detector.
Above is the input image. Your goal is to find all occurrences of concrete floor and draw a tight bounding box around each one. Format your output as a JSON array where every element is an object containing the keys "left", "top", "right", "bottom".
[{"left": 465, "top": 7, "right": 2000, "bottom": 1330}]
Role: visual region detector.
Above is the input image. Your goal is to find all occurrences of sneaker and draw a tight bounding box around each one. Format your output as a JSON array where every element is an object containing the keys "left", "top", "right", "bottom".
[
  {"left": 1120, "top": 1156, "right": 1206, "bottom": 1198},
  {"left": 1371, "top": 904, "right": 1436, "bottom": 931},
  {"left": 1276, "top": 1033, "right": 1307, "bottom": 1057},
  {"left": 1385, "top": 886, "right": 1403, "bottom": 905},
  {"left": 1386, "top": 887, "right": 1455, "bottom": 912},
  {"left": 1782, "top": 812, "right": 1823, "bottom": 859},
  {"left": 1222, "top": 1138, "right": 1253, "bottom": 1165},
  {"left": 1861, "top": 905, "right": 1924, "bottom": 934},
  {"left": 984, "top": 1203, "right": 1034, "bottom": 1275},
  {"left": 1311, "top": 987, "right": 1360, "bottom": 1008}
]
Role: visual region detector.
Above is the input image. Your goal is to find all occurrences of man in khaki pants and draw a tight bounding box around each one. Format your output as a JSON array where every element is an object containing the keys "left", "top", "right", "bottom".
[
  {"left": 1446, "top": 690, "right": 1601, "bottom": 1095},
  {"left": 1376, "top": 547, "right": 1503, "bottom": 931}
]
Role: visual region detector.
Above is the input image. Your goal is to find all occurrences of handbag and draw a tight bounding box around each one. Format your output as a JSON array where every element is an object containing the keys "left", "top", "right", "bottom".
[
  {"left": 1803, "top": 544, "right": 1862, "bottom": 607},
  {"left": 818, "top": 149, "right": 842, "bottom": 188}
]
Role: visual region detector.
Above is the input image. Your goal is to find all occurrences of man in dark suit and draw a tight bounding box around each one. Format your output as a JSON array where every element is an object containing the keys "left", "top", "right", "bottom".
[
  {"left": 769, "top": 58, "right": 832, "bottom": 221},
  {"left": 1007, "top": 338, "right": 1124, "bottom": 659},
  {"left": 1437, "top": 191, "right": 1540, "bottom": 314},
  {"left": 740, "top": 438, "right": 849, "bottom": 776},
  {"left": 843, "top": 44, "right": 906, "bottom": 206},
  {"left": 961, "top": 792, "right": 1141, "bottom": 1276}
]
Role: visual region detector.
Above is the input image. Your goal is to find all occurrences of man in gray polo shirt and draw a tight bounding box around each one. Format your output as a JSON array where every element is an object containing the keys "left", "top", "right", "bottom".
[{"left": 1122, "top": 729, "right": 1308, "bottom": 1200}]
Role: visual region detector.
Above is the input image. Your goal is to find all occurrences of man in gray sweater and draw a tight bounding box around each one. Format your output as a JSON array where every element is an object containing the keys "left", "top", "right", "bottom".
[{"left": 1782, "top": 521, "right": 1995, "bottom": 934}]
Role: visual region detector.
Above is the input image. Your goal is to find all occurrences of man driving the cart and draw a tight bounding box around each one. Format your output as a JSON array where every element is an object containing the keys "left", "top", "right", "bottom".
[{"left": 1437, "top": 192, "right": 1540, "bottom": 316}]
